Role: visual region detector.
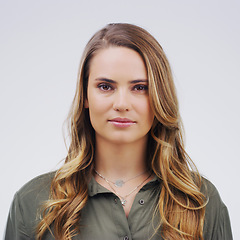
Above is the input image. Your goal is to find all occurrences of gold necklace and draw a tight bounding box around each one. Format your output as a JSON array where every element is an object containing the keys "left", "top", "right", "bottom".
[
  {"left": 100, "top": 171, "right": 152, "bottom": 206},
  {"left": 94, "top": 169, "right": 147, "bottom": 187}
]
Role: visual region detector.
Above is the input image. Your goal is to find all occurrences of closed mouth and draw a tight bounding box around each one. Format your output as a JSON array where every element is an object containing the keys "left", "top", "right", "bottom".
[
  {"left": 108, "top": 118, "right": 136, "bottom": 123},
  {"left": 108, "top": 118, "right": 136, "bottom": 127}
]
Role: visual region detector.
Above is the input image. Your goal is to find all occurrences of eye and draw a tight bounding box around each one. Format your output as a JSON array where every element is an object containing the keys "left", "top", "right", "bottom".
[
  {"left": 133, "top": 84, "right": 148, "bottom": 92},
  {"left": 98, "top": 83, "right": 113, "bottom": 91}
]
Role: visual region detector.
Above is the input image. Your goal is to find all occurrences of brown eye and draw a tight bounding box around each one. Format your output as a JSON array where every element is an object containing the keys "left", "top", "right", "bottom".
[
  {"left": 98, "top": 83, "right": 113, "bottom": 91},
  {"left": 133, "top": 85, "right": 148, "bottom": 91}
]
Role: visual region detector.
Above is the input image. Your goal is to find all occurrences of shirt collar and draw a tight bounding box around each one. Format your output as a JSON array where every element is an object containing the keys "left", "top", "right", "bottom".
[{"left": 88, "top": 176, "right": 112, "bottom": 197}]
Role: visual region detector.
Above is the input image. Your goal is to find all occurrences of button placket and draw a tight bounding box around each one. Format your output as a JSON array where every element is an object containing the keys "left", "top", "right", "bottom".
[{"left": 112, "top": 195, "right": 131, "bottom": 240}]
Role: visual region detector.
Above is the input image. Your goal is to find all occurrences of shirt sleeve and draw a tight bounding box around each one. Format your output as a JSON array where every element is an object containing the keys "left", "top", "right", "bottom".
[
  {"left": 4, "top": 192, "right": 31, "bottom": 240},
  {"left": 4, "top": 172, "right": 54, "bottom": 240},
  {"left": 215, "top": 205, "right": 233, "bottom": 240},
  {"left": 203, "top": 178, "right": 233, "bottom": 240}
]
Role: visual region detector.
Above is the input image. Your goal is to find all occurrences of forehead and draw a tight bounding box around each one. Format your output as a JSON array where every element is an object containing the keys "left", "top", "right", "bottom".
[{"left": 88, "top": 47, "right": 147, "bottom": 80}]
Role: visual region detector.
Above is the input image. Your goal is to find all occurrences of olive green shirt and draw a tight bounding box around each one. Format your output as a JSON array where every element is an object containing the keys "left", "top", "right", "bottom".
[{"left": 4, "top": 172, "right": 233, "bottom": 240}]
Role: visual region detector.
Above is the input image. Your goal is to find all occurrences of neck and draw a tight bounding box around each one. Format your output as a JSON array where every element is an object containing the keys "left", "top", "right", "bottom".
[{"left": 94, "top": 136, "right": 149, "bottom": 179}]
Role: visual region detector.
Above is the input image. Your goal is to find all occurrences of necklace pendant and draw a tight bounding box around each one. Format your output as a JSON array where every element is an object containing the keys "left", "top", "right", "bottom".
[
  {"left": 114, "top": 179, "right": 125, "bottom": 187},
  {"left": 121, "top": 199, "right": 127, "bottom": 206}
]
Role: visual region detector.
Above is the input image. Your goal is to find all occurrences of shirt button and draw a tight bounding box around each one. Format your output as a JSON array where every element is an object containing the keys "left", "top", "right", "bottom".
[
  {"left": 139, "top": 199, "right": 144, "bottom": 205},
  {"left": 123, "top": 236, "right": 129, "bottom": 240}
]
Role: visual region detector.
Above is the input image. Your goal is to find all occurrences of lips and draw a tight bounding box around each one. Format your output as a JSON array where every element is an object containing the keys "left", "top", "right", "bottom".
[
  {"left": 108, "top": 118, "right": 136, "bottom": 127},
  {"left": 109, "top": 117, "right": 135, "bottom": 123}
]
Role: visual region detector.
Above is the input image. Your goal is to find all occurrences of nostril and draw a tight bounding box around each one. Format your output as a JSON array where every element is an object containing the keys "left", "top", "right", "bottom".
[
  {"left": 113, "top": 105, "right": 130, "bottom": 112},
  {"left": 114, "top": 106, "right": 129, "bottom": 111}
]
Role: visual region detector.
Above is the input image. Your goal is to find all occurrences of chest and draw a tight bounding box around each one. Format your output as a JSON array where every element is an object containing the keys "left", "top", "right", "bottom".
[{"left": 77, "top": 189, "right": 161, "bottom": 240}]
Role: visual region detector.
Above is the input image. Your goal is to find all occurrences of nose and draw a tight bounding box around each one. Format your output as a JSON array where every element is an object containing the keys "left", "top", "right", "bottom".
[{"left": 113, "top": 89, "right": 130, "bottom": 112}]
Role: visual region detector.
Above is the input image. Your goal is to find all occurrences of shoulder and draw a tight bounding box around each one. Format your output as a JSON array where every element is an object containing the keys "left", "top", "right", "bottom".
[
  {"left": 201, "top": 177, "right": 221, "bottom": 202},
  {"left": 201, "top": 177, "right": 233, "bottom": 239},
  {"left": 201, "top": 177, "right": 227, "bottom": 213},
  {"left": 15, "top": 171, "right": 56, "bottom": 220},
  {"left": 16, "top": 171, "right": 55, "bottom": 200},
  {"left": 201, "top": 176, "right": 227, "bottom": 215}
]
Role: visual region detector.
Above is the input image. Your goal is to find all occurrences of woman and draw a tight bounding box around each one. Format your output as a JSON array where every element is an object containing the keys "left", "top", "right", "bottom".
[{"left": 5, "top": 23, "right": 232, "bottom": 240}]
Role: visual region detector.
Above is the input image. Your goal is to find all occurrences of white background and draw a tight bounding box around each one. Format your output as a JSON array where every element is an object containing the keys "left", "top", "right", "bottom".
[{"left": 1, "top": 0, "right": 239, "bottom": 239}]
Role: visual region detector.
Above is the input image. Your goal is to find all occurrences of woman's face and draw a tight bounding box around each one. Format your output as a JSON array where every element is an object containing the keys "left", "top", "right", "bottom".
[{"left": 85, "top": 46, "right": 154, "bottom": 145}]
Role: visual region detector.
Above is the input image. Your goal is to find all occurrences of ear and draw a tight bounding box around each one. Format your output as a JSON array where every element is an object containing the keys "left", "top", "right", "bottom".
[{"left": 84, "top": 98, "right": 89, "bottom": 108}]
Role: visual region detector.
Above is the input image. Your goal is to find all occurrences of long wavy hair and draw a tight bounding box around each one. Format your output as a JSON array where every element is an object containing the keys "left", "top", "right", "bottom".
[{"left": 37, "top": 23, "right": 207, "bottom": 240}]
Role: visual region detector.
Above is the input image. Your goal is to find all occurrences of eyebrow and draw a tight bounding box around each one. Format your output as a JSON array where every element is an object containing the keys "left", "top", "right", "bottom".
[{"left": 95, "top": 78, "right": 148, "bottom": 84}]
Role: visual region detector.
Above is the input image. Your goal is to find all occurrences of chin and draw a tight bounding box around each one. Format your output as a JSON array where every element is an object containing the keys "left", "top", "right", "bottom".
[
  {"left": 95, "top": 131, "right": 148, "bottom": 145},
  {"left": 109, "top": 134, "right": 147, "bottom": 145}
]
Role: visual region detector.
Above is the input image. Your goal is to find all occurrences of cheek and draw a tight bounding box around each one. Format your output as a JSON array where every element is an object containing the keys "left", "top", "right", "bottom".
[
  {"left": 137, "top": 99, "right": 154, "bottom": 122},
  {"left": 88, "top": 95, "right": 110, "bottom": 116},
  {"left": 146, "top": 109, "right": 155, "bottom": 126}
]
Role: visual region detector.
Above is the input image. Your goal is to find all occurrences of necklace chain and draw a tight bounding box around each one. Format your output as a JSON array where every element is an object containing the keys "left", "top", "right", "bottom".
[
  {"left": 94, "top": 169, "right": 147, "bottom": 187},
  {"left": 94, "top": 169, "right": 152, "bottom": 206}
]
